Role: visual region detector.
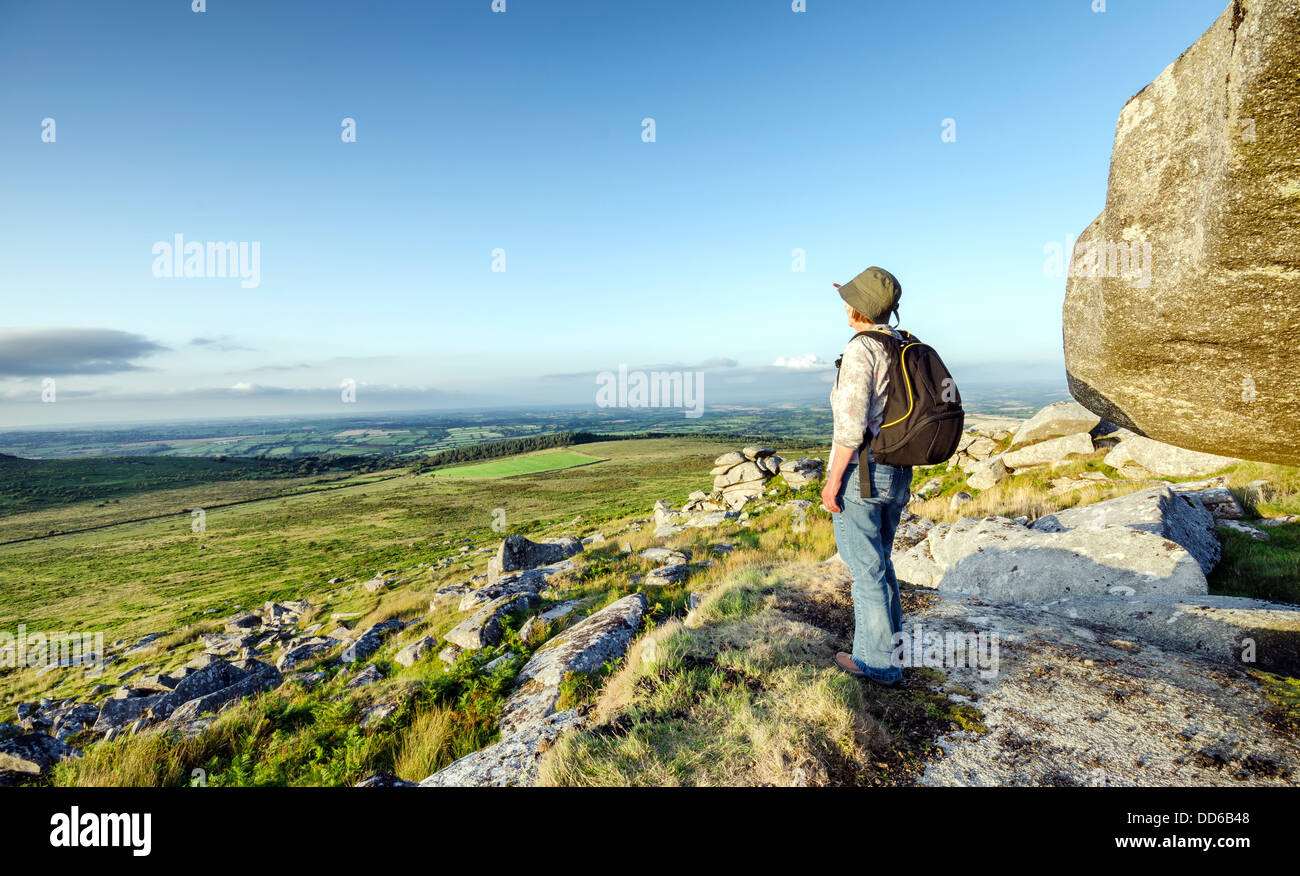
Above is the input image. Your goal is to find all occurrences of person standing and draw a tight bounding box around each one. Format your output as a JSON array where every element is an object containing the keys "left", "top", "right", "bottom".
[{"left": 821, "top": 266, "right": 912, "bottom": 685}]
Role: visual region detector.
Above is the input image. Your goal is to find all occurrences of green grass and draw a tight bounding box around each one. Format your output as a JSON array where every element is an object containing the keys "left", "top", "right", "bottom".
[
  {"left": 1209, "top": 523, "right": 1300, "bottom": 604},
  {"left": 0, "top": 438, "right": 801, "bottom": 708},
  {"left": 432, "top": 449, "right": 605, "bottom": 479}
]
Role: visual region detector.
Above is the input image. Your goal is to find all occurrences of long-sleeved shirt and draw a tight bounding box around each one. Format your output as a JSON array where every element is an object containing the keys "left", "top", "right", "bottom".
[{"left": 831, "top": 325, "right": 901, "bottom": 465}]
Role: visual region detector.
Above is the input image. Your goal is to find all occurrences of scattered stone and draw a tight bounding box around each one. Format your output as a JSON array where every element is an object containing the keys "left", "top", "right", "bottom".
[
  {"left": 363, "top": 576, "right": 389, "bottom": 593},
  {"left": 0, "top": 733, "right": 81, "bottom": 776},
  {"left": 914, "top": 477, "right": 943, "bottom": 499},
  {"left": 445, "top": 593, "right": 539, "bottom": 651},
  {"left": 645, "top": 564, "right": 691, "bottom": 586},
  {"left": 640, "top": 547, "right": 688, "bottom": 566},
  {"left": 355, "top": 772, "right": 417, "bottom": 788},
  {"left": 346, "top": 665, "right": 384, "bottom": 689},
  {"left": 967, "top": 457, "right": 1008, "bottom": 491},
  {"left": 1218, "top": 520, "right": 1270, "bottom": 542},
  {"left": 394, "top": 636, "right": 438, "bottom": 667},
  {"left": 276, "top": 637, "right": 338, "bottom": 672},
  {"left": 487, "top": 535, "right": 583, "bottom": 584}
]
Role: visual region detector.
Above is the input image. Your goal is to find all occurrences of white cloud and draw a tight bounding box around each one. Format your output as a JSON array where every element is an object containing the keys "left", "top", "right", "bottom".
[{"left": 771, "top": 353, "right": 832, "bottom": 370}]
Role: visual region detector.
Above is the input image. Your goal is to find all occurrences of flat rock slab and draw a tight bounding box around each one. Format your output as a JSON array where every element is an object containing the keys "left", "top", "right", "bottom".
[
  {"left": 1028, "top": 593, "right": 1300, "bottom": 678},
  {"left": 895, "top": 516, "right": 1207, "bottom": 600},
  {"left": 1001, "top": 433, "right": 1094, "bottom": 470},
  {"left": 1010, "top": 401, "right": 1100, "bottom": 447},
  {"left": 498, "top": 594, "right": 646, "bottom": 736},
  {"left": 910, "top": 589, "right": 1300, "bottom": 786},
  {"left": 1109, "top": 436, "right": 1238, "bottom": 479},
  {"left": 420, "top": 710, "right": 584, "bottom": 787},
  {"left": 1031, "top": 485, "right": 1221, "bottom": 575}
]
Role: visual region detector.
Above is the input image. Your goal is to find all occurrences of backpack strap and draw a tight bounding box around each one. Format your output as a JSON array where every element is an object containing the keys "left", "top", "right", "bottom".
[{"left": 833, "top": 329, "right": 912, "bottom": 498}]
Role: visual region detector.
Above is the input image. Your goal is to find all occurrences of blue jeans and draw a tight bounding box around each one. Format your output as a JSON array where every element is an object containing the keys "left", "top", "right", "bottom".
[{"left": 831, "top": 460, "right": 912, "bottom": 683}]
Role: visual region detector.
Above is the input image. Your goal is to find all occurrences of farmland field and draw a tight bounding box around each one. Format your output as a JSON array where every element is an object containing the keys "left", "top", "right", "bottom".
[{"left": 432, "top": 449, "right": 605, "bottom": 479}]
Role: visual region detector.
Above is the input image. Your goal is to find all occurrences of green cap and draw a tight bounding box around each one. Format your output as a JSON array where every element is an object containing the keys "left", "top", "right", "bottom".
[{"left": 834, "top": 266, "right": 902, "bottom": 323}]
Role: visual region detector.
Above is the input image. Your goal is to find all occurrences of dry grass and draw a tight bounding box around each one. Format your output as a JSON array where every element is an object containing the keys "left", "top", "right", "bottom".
[
  {"left": 392, "top": 704, "right": 458, "bottom": 782},
  {"left": 536, "top": 566, "right": 886, "bottom": 787}
]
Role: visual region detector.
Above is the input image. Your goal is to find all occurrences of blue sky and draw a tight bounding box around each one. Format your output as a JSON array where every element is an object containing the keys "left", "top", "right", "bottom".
[{"left": 0, "top": 0, "right": 1231, "bottom": 425}]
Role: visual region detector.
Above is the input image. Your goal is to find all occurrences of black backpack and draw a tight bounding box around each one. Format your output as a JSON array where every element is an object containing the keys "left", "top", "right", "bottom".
[{"left": 835, "top": 329, "right": 965, "bottom": 492}]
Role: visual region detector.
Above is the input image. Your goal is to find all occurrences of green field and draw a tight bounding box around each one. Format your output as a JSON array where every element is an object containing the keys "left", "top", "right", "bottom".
[{"left": 432, "top": 449, "right": 605, "bottom": 479}]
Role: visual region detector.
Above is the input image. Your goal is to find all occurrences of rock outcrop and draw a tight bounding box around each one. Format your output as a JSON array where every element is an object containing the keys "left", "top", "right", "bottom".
[
  {"left": 1103, "top": 434, "right": 1238, "bottom": 478},
  {"left": 1031, "top": 485, "right": 1221, "bottom": 575},
  {"left": 419, "top": 710, "right": 585, "bottom": 787},
  {"left": 498, "top": 594, "right": 646, "bottom": 735},
  {"left": 894, "top": 516, "right": 1207, "bottom": 600},
  {"left": 487, "top": 535, "right": 583, "bottom": 584},
  {"left": 93, "top": 654, "right": 281, "bottom": 735},
  {"left": 915, "top": 589, "right": 1300, "bottom": 786},
  {"left": 711, "top": 447, "right": 782, "bottom": 510},
  {"left": 1063, "top": 0, "right": 1300, "bottom": 465},
  {"left": 779, "top": 457, "right": 825, "bottom": 489},
  {"left": 1009, "top": 401, "right": 1100, "bottom": 448}
]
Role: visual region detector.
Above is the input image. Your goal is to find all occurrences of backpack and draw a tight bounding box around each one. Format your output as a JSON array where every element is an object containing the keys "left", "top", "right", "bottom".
[{"left": 835, "top": 329, "right": 965, "bottom": 492}]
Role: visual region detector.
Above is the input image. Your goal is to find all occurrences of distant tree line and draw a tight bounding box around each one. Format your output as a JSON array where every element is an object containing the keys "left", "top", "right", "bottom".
[{"left": 407, "top": 430, "right": 793, "bottom": 473}]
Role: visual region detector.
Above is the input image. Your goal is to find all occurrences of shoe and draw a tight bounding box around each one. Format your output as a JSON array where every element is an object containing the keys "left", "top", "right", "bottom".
[{"left": 834, "top": 652, "right": 899, "bottom": 687}]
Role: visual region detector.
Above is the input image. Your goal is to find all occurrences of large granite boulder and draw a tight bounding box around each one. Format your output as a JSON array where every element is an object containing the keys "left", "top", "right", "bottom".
[
  {"left": 1063, "top": 0, "right": 1300, "bottom": 465},
  {"left": 1031, "top": 485, "right": 1221, "bottom": 575}
]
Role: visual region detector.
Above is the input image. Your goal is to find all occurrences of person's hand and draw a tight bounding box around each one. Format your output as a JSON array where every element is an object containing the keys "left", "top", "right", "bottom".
[{"left": 821, "top": 479, "right": 842, "bottom": 514}]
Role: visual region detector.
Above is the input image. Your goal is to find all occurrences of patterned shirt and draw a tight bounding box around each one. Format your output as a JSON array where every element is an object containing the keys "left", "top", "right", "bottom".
[{"left": 831, "top": 325, "right": 900, "bottom": 464}]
